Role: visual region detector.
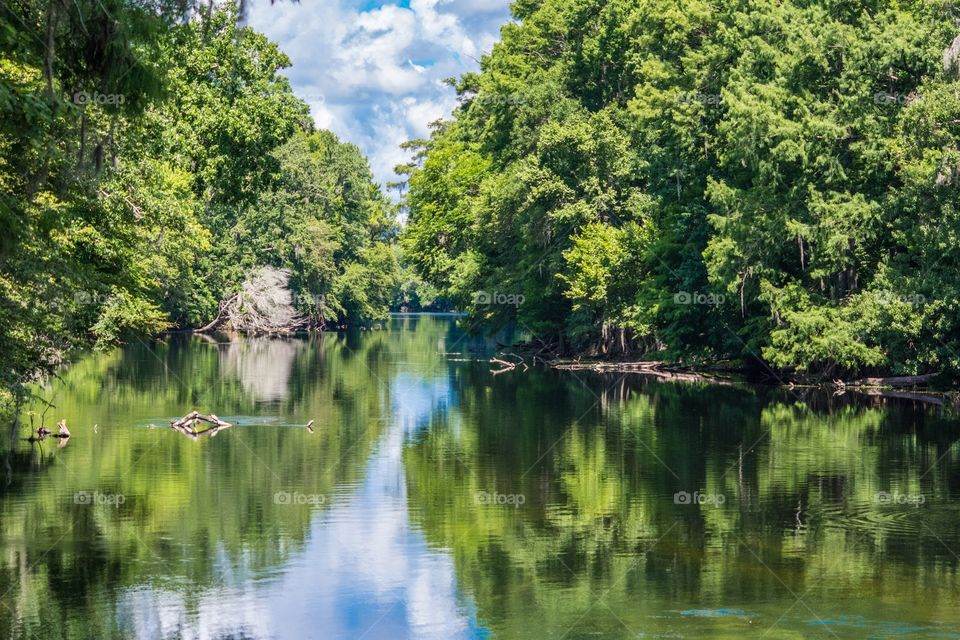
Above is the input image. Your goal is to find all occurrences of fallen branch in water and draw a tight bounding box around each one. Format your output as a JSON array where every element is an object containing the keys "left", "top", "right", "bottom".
[
  {"left": 27, "top": 419, "right": 71, "bottom": 443},
  {"left": 553, "top": 360, "right": 665, "bottom": 372},
  {"left": 844, "top": 373, "right": 940, "bottom": 389},
  {"left": 490, "top": 352, "right": 529, "bottom": 375},
  {"left": 552, "top": 360, "right": 734, "bottom": 385},
  {"left": 170, "top": 411, "right": 233, "bottom": 439},
  {"left": 850, "top": 387, "right": 946, "bottom": 405},
  {"left": 195, "top": 294, "right": 238, "bottom": 333}
]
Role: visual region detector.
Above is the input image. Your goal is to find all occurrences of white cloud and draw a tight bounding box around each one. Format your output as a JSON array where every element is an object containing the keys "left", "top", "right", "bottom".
[
  {"left": 405, "top": 94, "right": 455, "bottom": 136},
  {"left": 246, "top": 0, "right": 512, "bottom": 190},
  {"left": 309, "top": 100, "right": 336, "bottom": 130}
]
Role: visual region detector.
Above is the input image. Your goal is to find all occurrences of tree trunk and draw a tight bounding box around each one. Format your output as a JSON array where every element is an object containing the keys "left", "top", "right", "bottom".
[
  {"left": 43, "top": 0, "right": 57, "bottom": 101},
  {"left": 78, "top": 109, "right": 86, "bottom": 167},
  {"left": 93, "top": 138, "right": 104, "bottom": 173},
  {"left": 109, "top": 117, "right": 117, "bottom": 168}
]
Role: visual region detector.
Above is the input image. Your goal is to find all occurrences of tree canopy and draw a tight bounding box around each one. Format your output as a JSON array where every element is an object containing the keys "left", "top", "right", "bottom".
[
  {"left": 402, "top": 0, "right": 960, "bottom": 378},
  {"left": 0, "top": 1, "right": 399, "bottom": 399}
]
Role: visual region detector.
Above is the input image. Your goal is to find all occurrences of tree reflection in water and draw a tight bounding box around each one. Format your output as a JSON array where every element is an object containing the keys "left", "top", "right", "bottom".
[{"left": 2, "top": 315, "right": 960, "bottom": 639}]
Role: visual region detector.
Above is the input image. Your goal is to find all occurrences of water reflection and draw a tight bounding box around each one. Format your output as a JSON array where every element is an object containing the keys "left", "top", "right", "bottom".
[
  {"left": 2, "top": 315, "right": 960, "bottom": 639},
  {"left": 404, "top": 373, "right": 960, "bottom": 638},
  {"left": 257, "top": 373, "right": 480, "bottom": 639},
  {"left": 218, "top": 336, "right": 307, "bottom": 402}
]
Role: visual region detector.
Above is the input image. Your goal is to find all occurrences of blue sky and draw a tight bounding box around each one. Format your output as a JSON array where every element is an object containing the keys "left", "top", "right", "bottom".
[{"left": 246, "top": 0, "right": 513, "bottom": 188}]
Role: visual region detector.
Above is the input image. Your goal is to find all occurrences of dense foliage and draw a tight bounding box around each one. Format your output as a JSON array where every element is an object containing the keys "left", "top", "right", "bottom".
[
  {"left": 403, "top": 0, "right": 960, "bottom": 377},
  {"left": 0, "top": 1, "right": 398, "bottom": 397}
]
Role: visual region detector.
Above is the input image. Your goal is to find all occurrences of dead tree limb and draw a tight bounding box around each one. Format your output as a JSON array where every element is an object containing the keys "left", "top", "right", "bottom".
[
  {"left": 846, "top": 373, "right": 939, "bottom": 388},
  {"left": 170, "top": 411, "right": 233, "bottom": 438}
]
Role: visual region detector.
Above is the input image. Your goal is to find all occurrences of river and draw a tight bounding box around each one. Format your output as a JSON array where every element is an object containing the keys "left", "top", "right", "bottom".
[{"left": 2, "top": 313, "right": 959, "bottom": 639}]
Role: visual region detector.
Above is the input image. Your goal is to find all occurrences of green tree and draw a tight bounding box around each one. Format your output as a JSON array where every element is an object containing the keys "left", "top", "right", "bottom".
[{"left": 403, "top": 0, "right": 960, "bottom": 377}]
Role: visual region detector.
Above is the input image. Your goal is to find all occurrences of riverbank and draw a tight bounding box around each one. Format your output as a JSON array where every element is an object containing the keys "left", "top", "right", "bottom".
[{"left": 538, "top": 356, "right": 958, "bottom": 406}]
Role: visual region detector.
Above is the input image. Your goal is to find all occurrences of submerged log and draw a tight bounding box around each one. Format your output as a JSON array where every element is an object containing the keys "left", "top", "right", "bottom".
[
  {"left": 851, "top": 387, "right": 945, "bottom": 406},
  {"left": 27, "top": 419, "right": 71, "bottom": 443},
  {"left": 552, "top": 360, "right": 734, "bottom": 385},
  {"left": 170, "top": 411, "right": 233, "bottom": 438},
  {"left": 489, "top": 352, "right": 529, "bottom": 375},
  {"left": 553, "top": 360, "right": 665, "bottom": 372},
  {"left": 846, "top": 373, "right": 939, "bottom": 389},
  {"left": 490, "top": 357, "right": 516, "bottom": 375}
]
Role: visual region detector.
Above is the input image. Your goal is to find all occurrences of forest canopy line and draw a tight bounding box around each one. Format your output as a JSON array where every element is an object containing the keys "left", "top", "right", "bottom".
[
  {"left": 0, "top": 0, "right": 402, "bottom": 398},
  {"left": 401, "top": 0, "right": 960, "bottom": 378},
  {"left": 5, "top": 0, "right": 960, "bottom": 403}
]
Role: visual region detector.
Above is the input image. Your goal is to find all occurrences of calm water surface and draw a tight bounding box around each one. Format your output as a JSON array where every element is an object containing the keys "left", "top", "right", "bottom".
[{"left": 3, "top": 314, "right": 960, "bottom": 639}]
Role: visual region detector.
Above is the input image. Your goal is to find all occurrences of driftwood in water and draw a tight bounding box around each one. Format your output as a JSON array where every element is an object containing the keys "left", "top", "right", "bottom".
[
  {"left": 850, "top": 387, "right": 946, "bottom": 406},
  {"left": 170, "top": 411, "right": 233, "bottom": 439},
  {"left": 554, "top": 360, "right": 665, "bottom": 373},
  {"left": 490, "top": 353, "right": 529, "bottom": 375},
  {"left": 27, "top": 419, "right": 71, "bottom": 444},
  {"left": 553, "top": 360, "right": 733, "bottom": 385},
  {"left": 490, "top": 357, "right": 515, "bottom": 375},
  {"left": 844, "top": 373, "right": 939, "bottom": 389}
]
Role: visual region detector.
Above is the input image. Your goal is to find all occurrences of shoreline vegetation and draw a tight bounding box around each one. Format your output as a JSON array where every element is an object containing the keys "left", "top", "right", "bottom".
[
  {"left": 399, "top": 0, "right": 960, "bottom": 385},
  {"left": 7, "top": 0, "right": 960, "bottom": 409},
  {"left": 161, "top": 319, "right": 956, "bottom": 399},
  {"left": 548, "top": 358, "right": 941, "bottom": 389},
  {"left": 541, "top": 355, "right": 957, "bottom": 404},
  {"left": 490, "top": 337, "right": 955, "bottom": 400},
  {"left": 0, "top": 1, "right": 437, "bottom": 406}
]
